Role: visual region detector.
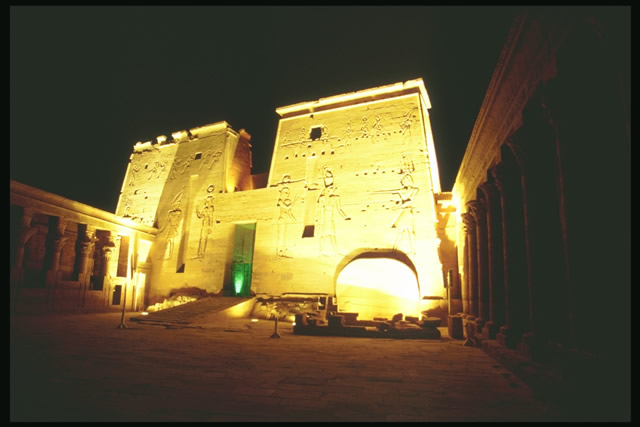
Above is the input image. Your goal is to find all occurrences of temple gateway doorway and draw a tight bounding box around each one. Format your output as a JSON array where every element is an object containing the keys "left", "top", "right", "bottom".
[{"left": 335, "top": 251, "right": 420, "bottom": 321}]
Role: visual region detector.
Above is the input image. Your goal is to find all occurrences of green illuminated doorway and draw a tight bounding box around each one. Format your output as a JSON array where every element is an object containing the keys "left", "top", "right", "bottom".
[{"left": 230, "top": 223, "right": 256, "bottom": 297}]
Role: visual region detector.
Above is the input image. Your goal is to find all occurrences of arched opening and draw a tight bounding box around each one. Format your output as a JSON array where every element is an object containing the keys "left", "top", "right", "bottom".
[{"left": 335, "top": 250, "right": 420, "bottom": 321}]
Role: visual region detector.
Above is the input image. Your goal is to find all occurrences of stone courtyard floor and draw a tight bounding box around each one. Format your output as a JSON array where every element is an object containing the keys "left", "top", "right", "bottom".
[{"left": 11, "top": 311, "right": 588, "bottom": 422}]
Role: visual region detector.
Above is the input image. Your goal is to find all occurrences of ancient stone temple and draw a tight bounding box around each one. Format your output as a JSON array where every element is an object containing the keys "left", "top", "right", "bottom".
[
  {"left": 114, "top": 79, "right": 446, "bottom": 320},
  {"left": 9, "top": 8, "right": 629, "bottom": 420},
  {"left": 9, "top": 182, "right": 156, "bottom": 314},
  {"left": 10, "top": 79, "right": 449, "bottom": 320}
]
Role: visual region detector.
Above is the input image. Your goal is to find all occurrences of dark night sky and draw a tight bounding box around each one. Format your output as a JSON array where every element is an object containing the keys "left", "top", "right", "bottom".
[{"left": 10, "top": 6, "right": 520, "bottom": 212}]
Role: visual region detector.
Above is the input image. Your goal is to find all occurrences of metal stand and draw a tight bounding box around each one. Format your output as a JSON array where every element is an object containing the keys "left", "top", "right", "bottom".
[
  {"left": 117, "top": 282, "right": 128, "bottom": 329},
  {"left": 270, "top": 316, "right": 281, "bottom": 339},
  {"left": 447, "top": 269, "right": 453, "bottom": 318}
]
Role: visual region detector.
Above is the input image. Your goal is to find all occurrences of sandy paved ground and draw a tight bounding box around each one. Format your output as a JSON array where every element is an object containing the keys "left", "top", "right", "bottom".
[{"left": 11, "top": 312, "right": 574, "bottom": 422}]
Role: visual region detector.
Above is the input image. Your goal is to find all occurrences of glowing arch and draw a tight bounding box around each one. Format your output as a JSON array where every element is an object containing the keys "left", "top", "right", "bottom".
[{"left": 333, "top": 249, "right": 421, "bottom": 321}]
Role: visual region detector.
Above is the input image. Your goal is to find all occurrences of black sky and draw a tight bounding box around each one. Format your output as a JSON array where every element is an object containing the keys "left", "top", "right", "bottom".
[{"left": 10, "top": 6, "right": 519, "bottom": 212}]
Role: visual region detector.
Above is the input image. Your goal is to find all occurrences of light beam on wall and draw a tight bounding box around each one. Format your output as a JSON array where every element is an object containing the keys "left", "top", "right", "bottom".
[
  {"left": 336, "top": 257, "right": 420, "bottom": 320},
  {"left": 233, "top": 271, "right": 244, "bottom": 295}
]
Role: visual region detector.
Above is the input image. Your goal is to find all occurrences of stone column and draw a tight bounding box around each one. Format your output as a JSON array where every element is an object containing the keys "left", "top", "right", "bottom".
[
  {"left": 468, "top": 200, "right": 489, "bottom": 333},
  {"left": 510, "top": 94, "right": 572, "bottom": 361},
  {"left": 507, "top": 137, "right": 539, "bottom": 358},
  {"left": 76, "top": 227, "right": 95, "bottom": 307},
  {"left": 492, "top": 160, "right": 528, "bottom": 349},
  {"left": 11, "top": 207, "right": 37, "bottom": 310},
  {"left": 13, "top": 208, "right": 37, "bottom": 270},
  {"left": 537, "top": 93, "right": 575, "bottom": 350},
  {"left": 101, "top": 236, "right": 117, "bottom": 307},
  {"left": 50, "top": 236, "right": 68, "bottom": 273},
  {"left": 48, "top": 217, "right": 68, "bottom": 278},
  {"left": 461, "top": 212, "right": 477, "bottom": 318},
  {"left": 100, "top": 244, "right": 116, "bottom": 277},
  {"left": 461, "top": 221, "right": 470, "bottom": 316},
  {"left": 76, "top": 227, "right": 96, "bottom": 279},
  {"left": 478, "top": 180, "right": 504, "bottom": 339},
  {"left": 46, "top": 217, "right": 68, "bottom": 310}
]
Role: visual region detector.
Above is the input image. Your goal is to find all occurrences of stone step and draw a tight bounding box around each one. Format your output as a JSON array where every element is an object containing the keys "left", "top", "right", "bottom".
[{"left": 130, "top": 296, "right": 252, "bottom": 325}]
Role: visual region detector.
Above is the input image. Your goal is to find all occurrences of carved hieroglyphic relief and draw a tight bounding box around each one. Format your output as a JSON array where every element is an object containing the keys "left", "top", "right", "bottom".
[
  {"left": 276, "top": 179, "right": 299, "bottom": 258},
  {"left": 201, "top": 150, "right": 222, "bottom": 171},
  {"left": 158, "top": 189, "right": 184, "bottom": 260},
  {"left": 316, "top": 167, "right": 351, "bottom": 256},
  {"left": 399, "top": 153, "right": 416, "bottom": 175},
  {"left": 169, "top": 159, "right": 182, "bottom": 180},
  {"left": 121, "top": 193, "right": 132, "bottom": 217},
  {"left": 343, "top": 120, "right": 353, "bottom": 145},
  {"left": 147, "top": 161, "right": 166, "bottom": 180},
  {"left": 299, "top": 126, "right": 308, "bottom": 142},
  {"left": 319, "top": 125, "right": 330, "bottom": 141},
  {"left": 181, "top": 157, "right": 193, "bottom": 175},
  {"left": 192, "top": 185, "right": 215, "bottom": 260},
  {"left": 283, "top": 129, "right": 292, "bottom": 145},
  {"left": 360, "top": 115, "right": 369, "bottom": 138},
  {"left": 371, "top": 115, "right": 385, "bottom": 142},
  {"left": 128, "top": 165, "right": 140, "bottom": 186},
  {"left": 366, "top": 155, "right": 419, "bottom": 254},
  {"left": 400, "top": 108, "right": 417, "bottom": 143},
  {"left": 272, "top": 174, "right": 302, "bottom": 257},
  {"left": 120, "top": 189, "right": 149, "bottom": 224},
  {"left": 390, "top": 173, "right": 419, "bottom": 255},
  {"left": 280, "top": 123, "right": 342, "bottom": 163}
]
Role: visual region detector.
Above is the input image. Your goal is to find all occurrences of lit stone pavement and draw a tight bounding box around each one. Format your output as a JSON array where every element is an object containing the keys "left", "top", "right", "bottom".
[{"left": 11, "top": 312, "right": 575, "bottom": 422}]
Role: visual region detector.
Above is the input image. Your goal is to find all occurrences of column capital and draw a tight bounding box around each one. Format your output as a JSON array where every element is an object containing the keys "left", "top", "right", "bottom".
[
  {"left": 523, "top": 88, "right": 558, "bottom": 131},
  {"left": 55, "top": 217, "right": 68, "bottom": 239},
  {"left": 505, "top": 136, "right": 528, "bottom": 175},
  {"left": 80, "top": 226, "right": 96, "bottom": 243},
  {"left": 466, "top": 200, "right": 486, "bottom": 220},
  {"left": 462, "top": 212, "right": 476, "bottom": 233},
  {"left": 79, "top": 241, "right": 95, "bottom": 256},
  {"left": 19, "top": 226, "right": 38, "bottom": 248},
  {"left": 53, "top": 236, "right": 69, "bottom": 252},
  {"left": 478, "top": 181, "right": 499, "bottom": 204},
  {"left": 102, "top": 244, "right": 116, "bottom": 260},
  {"left": 21, "top": 207, "right": 36, "bottom": 229},
  {"left": 101, "top": 232, "right": 117, "bottom": 259},
  {"left": 490, "top": 163, "right": 520, "bottom": 194}
]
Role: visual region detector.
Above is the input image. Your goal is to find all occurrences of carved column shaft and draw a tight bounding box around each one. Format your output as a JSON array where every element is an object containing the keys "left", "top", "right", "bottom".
[
  {"left": 51, "top": 237, "right": 68, "bottom": 272},
  {"left": 461, "top": 223, "right": 470, "bottom": 315},
  {"left": 492, "top": 160, "right": 528, "bottom": 348},
  {"left": 101, "top": 235, "right": 117, "bottom": 307},
  {"left": 76, "top": 228, "right": 96, "bottom": 276},
  {"left": 514, "top": 95, "right": 573, "bottom": 352},
  {"left": 468, "top": 199, "right": 489, "bottom": 327},
  {"left": 480, "top": 179, "right": 505, "bottom": 338},
  {"left": 101, "top": 246, "right": 115, "bottom": 277},
  {"left": 505, "top": 138, "right": 535, "bottom": 341},
  {"left": 462, "top": 212, "right": 477, "bottom": 317},
  {"left": 11, "top": 208, "right": 37, "bottom": 311},
  {"left": 14, "top": 208, "right": 36, "bottom": 270}
]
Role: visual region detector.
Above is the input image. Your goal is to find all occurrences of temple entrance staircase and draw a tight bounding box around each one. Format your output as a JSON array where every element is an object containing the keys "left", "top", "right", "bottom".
[{"left": 130, "top": 296, "right": 254, "bottom": 327}]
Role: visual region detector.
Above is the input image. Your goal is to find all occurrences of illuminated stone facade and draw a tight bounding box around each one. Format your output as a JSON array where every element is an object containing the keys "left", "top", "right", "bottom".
[
  {"left": 9, "top": 8, "right": 629, "bottom": 419},
  {"left": 10, "top": 181, "right": 155, "bottom": 314},
  {"left": 115, "top": 79, "right": 446, "bottom": 320}
]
